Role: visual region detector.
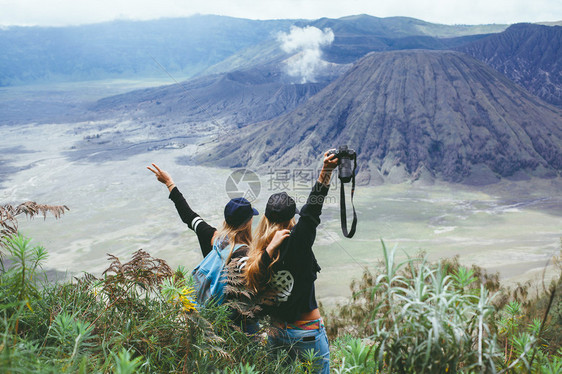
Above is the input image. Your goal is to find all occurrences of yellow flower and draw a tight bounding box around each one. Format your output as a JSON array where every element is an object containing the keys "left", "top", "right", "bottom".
[
  {"left": 166, "top": 286, "right": 196, "bottom": 312},
  {"left": 178, "top": 287, "right": 196, "bottom": 312}
]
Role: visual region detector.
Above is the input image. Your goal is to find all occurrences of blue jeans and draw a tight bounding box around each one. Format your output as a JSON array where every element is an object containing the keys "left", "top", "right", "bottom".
[
  {"left": 244, "top": 320, "right": 261, "bottom": 335},
  {"left": 268, "top": 326, "right": 330, "bottom": 374}
]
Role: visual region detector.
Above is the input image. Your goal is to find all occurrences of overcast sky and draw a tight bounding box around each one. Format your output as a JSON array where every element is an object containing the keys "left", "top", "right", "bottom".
[{"left": 1, "top": 0, "right": 561, "bottom": 27}]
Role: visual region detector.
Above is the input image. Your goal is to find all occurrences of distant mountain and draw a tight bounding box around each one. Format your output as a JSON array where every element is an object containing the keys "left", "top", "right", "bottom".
[
  {"left": 204, "top": 30, "right": 491, "bottom": 76},
  {"left": 203, "top": 15, "right": 505, "bottom": 75},
  {"left": 317, "top": 33, "right": 492, "bottom": 65},
  {"left": 305, "top": 15, "right": 507, "bottom": 38},
  {"left": 1, "top": 14, "right": 507, "bottom": 86},
  {"left": 538, "top": 21, "right": 562, "bottom": 26},
  {"left": 200, "top": 50, "right": 562, "bottom": 185},
  {"left": 457, "top": 23, "right": 562, "bottom": 107},
  {"left": 0, "top": 16, "right": 295, "bottom": 86},
  {"left": 306, "top": 15, "right": 507, "bottom": 63}
]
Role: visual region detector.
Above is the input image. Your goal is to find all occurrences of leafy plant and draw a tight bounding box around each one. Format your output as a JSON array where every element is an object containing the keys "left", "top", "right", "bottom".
[
  {"left": 161, "top": 272, "right": 197, "bottom": 312},
  {"left": 47, "top": 311, "right": 96, "bottom": 360},
  {"left": 370, "top": 243, "right": 499, "bottom": 372},
  {"left": 293, "top": 348, "right": 322, "bottom": 373},
  {"left": 331, "top": 336, "right": 378, "bottom": 373},
  {"left": 0, "top": 234, "right": 48, "bottom": 312},
  {"left": 111, "top": 347, "right": 144, "bottom": 374},
  {"left": 219, "top": 362, "right": 260, "bottom": 373}
]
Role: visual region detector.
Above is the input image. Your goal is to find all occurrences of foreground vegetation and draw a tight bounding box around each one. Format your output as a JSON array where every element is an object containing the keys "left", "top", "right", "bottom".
[
  {"left": 324, "top": 243, "right": 561, "bottom": 373},
  {"left": 0, "top": 203, "right": 560, "bottom": 372},
  {"left": 1, "top": 234, "right": 559, "bottom": 373}
]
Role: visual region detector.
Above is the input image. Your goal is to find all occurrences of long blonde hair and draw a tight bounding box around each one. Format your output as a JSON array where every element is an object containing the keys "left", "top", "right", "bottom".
[
  {"left": 245, "top": 215, "right": 295, "bottom": 293},
  {"left": 214, "top": 218, "right": 253, "bottom": 263}
]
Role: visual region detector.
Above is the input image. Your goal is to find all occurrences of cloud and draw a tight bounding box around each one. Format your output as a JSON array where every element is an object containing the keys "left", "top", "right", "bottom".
[
  {"left": 1, "top": 0, "right": 562, "bottom": 26},
  {"left": 277, "top": 26, "right": 335, "bottom": 83}
]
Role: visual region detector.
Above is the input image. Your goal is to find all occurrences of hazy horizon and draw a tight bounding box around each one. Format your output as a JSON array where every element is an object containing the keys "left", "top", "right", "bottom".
[{"left": 1, "top": 0, "right": 561, "bottom": 27}]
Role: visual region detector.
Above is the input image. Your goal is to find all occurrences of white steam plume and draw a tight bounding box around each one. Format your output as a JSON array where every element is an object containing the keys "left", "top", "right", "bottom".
[{"left": 277, "top": 26, "right": 334, "bottom": 83}]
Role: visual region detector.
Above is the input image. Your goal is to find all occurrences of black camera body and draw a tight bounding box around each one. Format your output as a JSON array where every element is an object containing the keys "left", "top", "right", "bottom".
[{"left": 328, "top": 145, "right": 356, "bottom": 183}]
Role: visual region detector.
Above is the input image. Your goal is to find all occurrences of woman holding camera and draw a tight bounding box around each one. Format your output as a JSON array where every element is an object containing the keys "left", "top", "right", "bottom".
[
  {"left": 147, "top": 163, "right": 259, "bottom": 332},
  {"left": 244, "top": 151, "right": 337, "bottom": 374}
]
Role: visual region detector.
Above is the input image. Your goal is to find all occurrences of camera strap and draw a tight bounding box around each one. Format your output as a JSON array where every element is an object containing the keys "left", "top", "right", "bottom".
[{"left": 339, "top": 157, "right": 357, "bottom": 238}]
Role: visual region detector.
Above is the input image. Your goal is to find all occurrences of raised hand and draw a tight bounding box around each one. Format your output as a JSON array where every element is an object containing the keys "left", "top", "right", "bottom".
[
  {"left": 318, "top": 150, "right": 338, "bottom": 186},
  {"left": 266, "top": 229, "right": 291, "bottom": 256},
  {"left": 147, "top": 163, "right": 175, "bottom": 189},
  {"left": 323, "top": 150, "right": 338, "bottom": 169}
]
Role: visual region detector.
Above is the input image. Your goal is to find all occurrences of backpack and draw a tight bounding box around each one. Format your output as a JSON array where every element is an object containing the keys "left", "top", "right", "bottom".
[{"left": 192, "top": 238, "right": 246, "bottom": 306}]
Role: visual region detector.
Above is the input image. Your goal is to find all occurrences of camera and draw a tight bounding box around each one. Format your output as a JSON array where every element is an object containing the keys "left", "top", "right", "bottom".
[
  {"left": 328, "top": 145, "right": 356, "bottom": 183},
  {"left": 328, "top": 145, "right": 358, "bottom": 238}
]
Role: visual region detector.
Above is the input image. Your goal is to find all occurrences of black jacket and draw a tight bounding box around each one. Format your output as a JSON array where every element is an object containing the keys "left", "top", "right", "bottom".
[
  {"left": 258, "top": 181, "right": 330, "bottom": 322},
  {"left": 169, "top": 186, "right": 248, "bottom": 262},
  {"left": 168, "top": 186, "right": 253, "bottom": 328}
]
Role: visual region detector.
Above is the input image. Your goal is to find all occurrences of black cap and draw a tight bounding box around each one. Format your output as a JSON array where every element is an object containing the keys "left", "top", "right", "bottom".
[
  {"left": 265, "top": 192, "right": 299, "bottom": 223},
  {"left": 224, "top": 197, "right": 259, "bottom": 227}
]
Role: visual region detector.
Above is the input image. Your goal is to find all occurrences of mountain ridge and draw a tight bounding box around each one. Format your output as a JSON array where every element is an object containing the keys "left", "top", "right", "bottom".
[
  {"left": 1, "top": 14, "right": 507, "bottom": 87},
  {"left": 91, "top": 62, "right": 345, "bottom": 129},
  {"left": 457, "top": 23, "right": 562, "bottom": 107},
  {"left": 0, "top": 15, "right": 296, "bottom": 86},
  {"left": 198, "top": 50, "right": 562, "bottom": 185}
]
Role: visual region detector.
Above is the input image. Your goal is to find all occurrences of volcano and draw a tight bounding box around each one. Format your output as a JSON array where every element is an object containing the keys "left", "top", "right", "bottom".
[{"left": 201, "top": 50, "right": 562, "bottom": 185}]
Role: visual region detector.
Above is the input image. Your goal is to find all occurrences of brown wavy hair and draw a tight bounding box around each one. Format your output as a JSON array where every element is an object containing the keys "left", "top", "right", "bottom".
[
  {"left": 214, "top": 218, "right": 253, "bottom": 263},
  {"left": 244, "top": 215, "right": 295, "bottom": 293}
]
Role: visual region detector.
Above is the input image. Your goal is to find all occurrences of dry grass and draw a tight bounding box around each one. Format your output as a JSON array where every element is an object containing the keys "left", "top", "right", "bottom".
[{"left": 0, "top": 201, "right": 69, "bottom": 247}]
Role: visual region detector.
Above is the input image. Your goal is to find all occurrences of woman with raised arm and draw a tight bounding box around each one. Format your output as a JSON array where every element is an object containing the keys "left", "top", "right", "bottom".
[
  {"left": 147, "top": 163, "right": 259, "bottom": 332},
  {"left": 244, "top": 151, "right": 337, "bottom": 374}
]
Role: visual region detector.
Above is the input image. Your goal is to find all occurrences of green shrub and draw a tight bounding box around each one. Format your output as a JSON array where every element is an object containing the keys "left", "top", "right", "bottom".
[
  {"left": 0, "top": 234, "right": 48, "bottom": 313},
  {"left": 0, "top": 236, "right": 293, "bottom": 373},
  {"left": 331, "top": 336, "right": 378, "bottom": 373},
  {"left": 325, "top": 240, "right": 561, "bottom": 373},
  {"left": 2, "top": 232, "right": 559, "bottom": 373}
]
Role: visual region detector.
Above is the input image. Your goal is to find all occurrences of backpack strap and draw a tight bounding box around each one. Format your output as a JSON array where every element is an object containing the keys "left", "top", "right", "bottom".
[
  {"left": 212, "top": 237, "right": 248, "bottom": 263},
  {"left": 225, "top": 243, "right": 248, "bottom": 263}
]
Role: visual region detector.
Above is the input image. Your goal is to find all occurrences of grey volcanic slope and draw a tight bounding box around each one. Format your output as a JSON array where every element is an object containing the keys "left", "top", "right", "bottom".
[
  {"left": 200, "top": 50, "right": 562, "bottom": 185},
  {"left": 457, "top": 23, "right": 562, "bottom": 107},
  {"left": 93, "top": 67, "right": 331, "bottom": 128}
]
